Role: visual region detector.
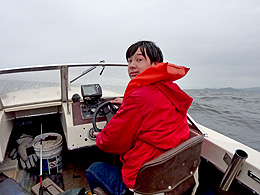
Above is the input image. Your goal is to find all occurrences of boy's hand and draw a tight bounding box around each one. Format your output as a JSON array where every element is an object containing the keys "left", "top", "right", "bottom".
[
  {"left": 110, "top": 97, "right": 123, "bottom": 104},
  {"left": 93, "top": 132, "right": 99, "bottom": 136}
]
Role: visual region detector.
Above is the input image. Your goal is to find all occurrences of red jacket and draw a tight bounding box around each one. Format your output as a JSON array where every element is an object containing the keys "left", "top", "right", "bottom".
[{"left": 96, "top": 62, "right": 193, "bottom": 189}]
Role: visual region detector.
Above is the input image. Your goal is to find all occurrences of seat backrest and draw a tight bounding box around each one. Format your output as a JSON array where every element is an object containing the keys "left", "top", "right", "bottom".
[{"left": 134, "top": 130, "right": 204, "bottom": 195}]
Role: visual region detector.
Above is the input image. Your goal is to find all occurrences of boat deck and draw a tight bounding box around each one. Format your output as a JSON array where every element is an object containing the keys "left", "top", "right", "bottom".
[{"left": 61, "top": 146, "right": 119, "bottom": 191}]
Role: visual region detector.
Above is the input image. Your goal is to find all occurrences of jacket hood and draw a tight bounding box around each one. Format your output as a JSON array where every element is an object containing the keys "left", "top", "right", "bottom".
[{"left": 123, "top": 62, "right": 192, "bottom": 113}]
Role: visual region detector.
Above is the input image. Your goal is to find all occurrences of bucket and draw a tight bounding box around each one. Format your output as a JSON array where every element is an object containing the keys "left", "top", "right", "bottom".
[{"left": 32, "top": 133, "right": 63, "bottom": 175}]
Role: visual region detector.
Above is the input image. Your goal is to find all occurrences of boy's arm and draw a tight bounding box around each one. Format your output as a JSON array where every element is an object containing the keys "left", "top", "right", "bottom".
[{"left": 95, "top": 95, "right": 142, "bottom": 154}]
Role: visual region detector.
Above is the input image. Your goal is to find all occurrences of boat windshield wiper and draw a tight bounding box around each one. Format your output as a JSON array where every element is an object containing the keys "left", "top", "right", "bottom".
[
  {"left": 70, "top": 66, "right": 96, "bottom": 83},
  {"left": 99, "top": 65, "right": 105, "bottom": 75}
]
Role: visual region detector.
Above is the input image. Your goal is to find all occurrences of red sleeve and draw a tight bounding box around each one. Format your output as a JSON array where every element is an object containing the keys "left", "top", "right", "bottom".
[{"left": 96, "top": 95, "right": 142, "bottom": 155}]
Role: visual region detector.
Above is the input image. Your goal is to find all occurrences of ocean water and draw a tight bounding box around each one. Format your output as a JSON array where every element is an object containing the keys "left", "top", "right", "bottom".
[{"left": 186, "top": 88, "right": 260, "bottom": 152}]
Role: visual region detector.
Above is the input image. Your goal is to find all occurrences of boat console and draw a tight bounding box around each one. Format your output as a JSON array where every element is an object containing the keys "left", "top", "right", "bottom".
[
  {"left": 62, "top": 84, "right": 119, "bottom": 150},
  {"left": 71, "top": 84, "right": 105, "bottom": 125}
]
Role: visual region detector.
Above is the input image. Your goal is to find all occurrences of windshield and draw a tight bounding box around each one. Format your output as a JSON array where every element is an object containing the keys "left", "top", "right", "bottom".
[
  {"left": 68, "top": 66, "right": 129, "bottom": 99},
  {"left": 0, "top": 70, "right": 61, "bottom": 107},
  {"left": 0, "top": 64, "right": 129, "bottom": 108}
]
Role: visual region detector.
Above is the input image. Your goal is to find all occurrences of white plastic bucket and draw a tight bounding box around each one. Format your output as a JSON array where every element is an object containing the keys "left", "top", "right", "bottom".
[{"left": 32, "top": 133, "right": 63, "bottom": 175}]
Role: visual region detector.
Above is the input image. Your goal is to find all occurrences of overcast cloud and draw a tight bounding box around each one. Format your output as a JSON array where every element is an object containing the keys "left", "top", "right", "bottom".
[{"left": 0, "top": 0, "right": 260, "bottom": 89}]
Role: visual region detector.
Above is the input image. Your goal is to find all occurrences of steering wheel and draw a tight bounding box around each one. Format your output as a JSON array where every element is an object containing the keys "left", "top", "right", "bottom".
[{"left": 92, "top": 100, "right": 120, "bottom": 133}]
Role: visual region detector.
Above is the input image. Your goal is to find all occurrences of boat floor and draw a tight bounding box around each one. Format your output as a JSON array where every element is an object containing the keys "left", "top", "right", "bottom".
[
  {"left": 61, "top": 146, "right": 120, "bottom": 191},
  {"left": 5, "top": 147, "right": 254, "bottom": 195},
  {"left": 1, "top": 146, "right": 121, "bottom": 194}
]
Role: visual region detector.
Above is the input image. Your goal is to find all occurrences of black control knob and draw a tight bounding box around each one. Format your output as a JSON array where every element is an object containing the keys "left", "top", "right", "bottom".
[{"left": 72, "top": 93, "right": 81, "bottom": 102}]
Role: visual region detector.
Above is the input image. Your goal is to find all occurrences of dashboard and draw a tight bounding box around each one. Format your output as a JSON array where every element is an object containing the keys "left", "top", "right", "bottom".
[{"left": 62, "top": 84, "right": 117, "bottom": 150}]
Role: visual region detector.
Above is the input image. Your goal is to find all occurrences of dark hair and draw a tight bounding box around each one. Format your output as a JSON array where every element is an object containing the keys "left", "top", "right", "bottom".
[{"left": 126, "top": 41, "right": 163, "bottom": 63}]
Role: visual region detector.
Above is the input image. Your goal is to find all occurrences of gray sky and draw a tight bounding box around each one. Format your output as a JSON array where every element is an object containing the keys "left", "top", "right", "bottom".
[{"left": 1, "top": 0, "right": 260, "bottom": 89}]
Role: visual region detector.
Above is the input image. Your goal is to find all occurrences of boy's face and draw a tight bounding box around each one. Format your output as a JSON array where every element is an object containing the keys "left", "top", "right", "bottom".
[{"left": 127, "top": 48, "right": 156, "bottom": 79}]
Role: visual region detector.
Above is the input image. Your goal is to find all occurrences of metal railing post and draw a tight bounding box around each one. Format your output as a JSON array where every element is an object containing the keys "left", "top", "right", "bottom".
[{"left": 60, "top": 66, "right": 70, "bottom": 114}]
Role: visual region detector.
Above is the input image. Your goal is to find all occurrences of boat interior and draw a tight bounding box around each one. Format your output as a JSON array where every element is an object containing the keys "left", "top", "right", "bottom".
[{"left": 0, "top": 64, "right": 259, "bottom": 195}]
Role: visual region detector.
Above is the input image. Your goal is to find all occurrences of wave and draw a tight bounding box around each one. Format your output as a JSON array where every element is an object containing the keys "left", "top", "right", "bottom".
[{"left": 188, "top": 89, "right": 260, "bottom": 152}]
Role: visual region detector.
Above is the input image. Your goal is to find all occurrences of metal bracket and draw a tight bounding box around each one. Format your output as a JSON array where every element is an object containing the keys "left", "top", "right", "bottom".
[
  {"left": 223, "top": 152, "right": 232, "bottom": 165},
  {"left": 248, "top": 170, "right": 260, "bottom": 184}
]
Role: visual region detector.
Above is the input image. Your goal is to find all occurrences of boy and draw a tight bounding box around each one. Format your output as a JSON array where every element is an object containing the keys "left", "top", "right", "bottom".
[{"left": 86, "top": 41, "right": 193, "bottom": 195}]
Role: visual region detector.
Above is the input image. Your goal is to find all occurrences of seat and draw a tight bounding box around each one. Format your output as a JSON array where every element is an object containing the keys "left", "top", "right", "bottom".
[{"left": 134, "top": 129, "right": 204, "bottom": 195}]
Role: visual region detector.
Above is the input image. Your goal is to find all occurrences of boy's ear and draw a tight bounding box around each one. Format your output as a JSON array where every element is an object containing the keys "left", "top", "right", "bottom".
[{"left": 151, "top": 62, "right": 158, "bottom": 66}]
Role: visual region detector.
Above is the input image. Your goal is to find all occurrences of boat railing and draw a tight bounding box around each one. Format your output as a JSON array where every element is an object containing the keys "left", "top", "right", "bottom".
[{"left": 187, "top": 113, "right": 207, "bottom": 137}]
